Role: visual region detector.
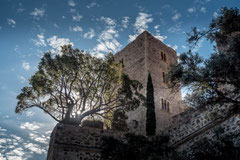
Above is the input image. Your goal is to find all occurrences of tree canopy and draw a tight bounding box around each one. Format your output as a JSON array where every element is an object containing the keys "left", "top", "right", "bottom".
[
  {"left": 168, "top": 7, "right": 240, "bottom": 111},
  {"left": 16, "top": 45, "right": 144, "bottom": 125}
]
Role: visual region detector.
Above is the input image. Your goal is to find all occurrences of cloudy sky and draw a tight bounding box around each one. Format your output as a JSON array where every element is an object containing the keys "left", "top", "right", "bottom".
[{"left": 0, "top": 0, "right": 239, "bottom": 159}]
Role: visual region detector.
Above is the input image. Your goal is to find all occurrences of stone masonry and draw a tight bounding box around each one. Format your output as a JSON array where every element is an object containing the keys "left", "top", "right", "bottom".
[
  {"left": 114, "top": 31, "right": 184, "bottom": 134},
  {"left": 47, "top": 123, "right": 125, "bottom": 160}
]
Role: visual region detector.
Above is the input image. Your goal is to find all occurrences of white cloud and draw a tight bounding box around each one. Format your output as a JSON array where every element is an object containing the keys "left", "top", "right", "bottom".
[
  {"left": 172, "top": 45, "right": 178, "bottom": 50},
  {"left": 86, "top": 2, "right": 98, "bottom": 8},
  {"left": 154, "top": 25, "right": 160, "bottom": 30},
  {"left": 93, "top": 28, "right": 122, "bottom": 56},
  {"left": 188, "top": 7, "right": 196, "bottom": 13},
  {"left": 122, "top": 16, "right": 130, "bottom": 28},
  {"left": 134, "top": 12, "right": 153, "bottom": 34},
  {"left": 128, "top": 34, "right": 138, "bottom": 42},
  {"left": 7, "top": 19, "right": 16, "bottom": 27},
  {"left": 20, "top": 122, "right": 41, "bottom": 131},
  {"left": 47, "top": 36, "right": 74, "bottom": 55},
  {"left": 30, "top": 8, "right": 45, "bottom": 19},
  {"left": 17, "top": 3, "right": 25, "bottom": 13},
  {"left": 167, "top": 44, "right": 178, "bottom": 51},
  {"left": 0, "top": 128, "right": 50, "bottom": 159},
  {"left": 33, "top": 33, "right": 46, "bottom": 47},
  {"left": 213, "top": 11, "right": 218, "bottom": 18},
  {"left": 26, "top": 111, "right": 36, "bottom": 117},
  {"left": 69, "top": 8, "right": 76, "bottom": 13},
  {"left": 154, "top": 25, "right": 161, "bottom": 33},
  {"left": 54, "top": 23, "right": 59, "bottom": 28},
  {"left": 0, "top": 153, "right": 5, "bottom": 160},
  {"left": 11, "top": 148, "right": 24, "bottom": 157},
  {"left": 18, "top": 76, "right": 25, "bottom": 83},
  {"left": 83, "top": 28, "right": 95, "bottom": 39},
  {"left": 154, "top": 33, "right": 167, "bottom": 42},
  {"left": 182, "top": 45, "right": 187, "bottom": 49},
  {"left": 72, "top": 14, "right": 83, "bottom": 21},
  {"left": 22, "top": 62, "right": 30, "bottom": 70},
  {"left": 100, "top": 17, "right": 116, "bottom": 26},
  {"left": 168, "top": 22, "right": 182, "bottom": 33},
  {"left": 24, "top": 143, "right": 46, "bottom": 154},
  {"left": 29, "top": 133, "right": 48, "bottom": 144},
  {"left": 128, "top": 12, "right": 153, "bottom": 42},
  {"left": 70, "top": 26, "right": 83, "bottom": 32},
  {"left": 172, "top": 13, "right": 181, "bottom": 21},
  {"left": 0, "top": 127, "right": 7, "bottom": 132},
  {"left": 68, "top": 0, "right": 76, "bottom": 7},
  {"left": 200, "top": 7, "right": 206, "bottom": 13},
  {"left": 92, "top": 17, "right": 122, "bottom": 57}
]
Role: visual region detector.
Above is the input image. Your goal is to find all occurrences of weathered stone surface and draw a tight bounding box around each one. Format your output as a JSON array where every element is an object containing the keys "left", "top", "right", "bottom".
[
  {"left": 47, "top": 123, "right": 125, "bottom": 160},
  {"left": 114, "top": 31, "right": 184, "bottom": 134}
]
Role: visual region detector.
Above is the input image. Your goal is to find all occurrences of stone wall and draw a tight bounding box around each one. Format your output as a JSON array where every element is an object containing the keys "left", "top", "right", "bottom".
[
  {"left": 163, "top": 104, "right": 240, "bottom": 157},
  {"left": 177, "top": 114, "right": 240, "bottom": 157},
  {"left": 114, "top": 31, "right": 184, "bottom": 135},
  {"left": 47, "top": 109, "right": 240, "bottom": 159},
  {"left": 165, "top": 105, "right": 231, "bottom": 146},
  {"left": 47, "top": 123, "right": 125, "bottom": 160}
]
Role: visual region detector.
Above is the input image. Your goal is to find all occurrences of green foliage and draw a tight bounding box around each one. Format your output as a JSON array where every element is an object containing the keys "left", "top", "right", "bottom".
[
  {"left": 168, "top": 7, "right": 240, "bottom": 110},
  {"left": 16, "top": 45, "right": 144, "bottom": 125},
  {"left": 101, "top": 133, "right": 175, "bottom": 160},
  {"left": 146, "top": 73, "right": 156, "bottom": 136},
  {"left": 111, "top": 109, "right": 128, "bottom": 131}
]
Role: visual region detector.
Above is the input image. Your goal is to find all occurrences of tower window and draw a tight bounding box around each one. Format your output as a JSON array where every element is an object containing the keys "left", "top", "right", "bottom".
[
  {"left": 163, "top": 72, "right": 168, "bottom": 83},
  {"left": 161, "top": 99, "right": 165, "bottom": 110},
  {"left": 167, "top": 102, "right": 170, "bottom": 111},
  {"left": 162, "top": 72, "right": 165, "bottom": 82},
  {"left": 161, "top": 99, "right": 170, "bottom": 112},
  {"left": 119, "top": 58, "right": 124, "bottom": 67},
  {"left": 161, "top": 52, "right": 164, "bottom": 60},
  {"left": 161, "top": 51, "right": 167, "bottom": 62}
]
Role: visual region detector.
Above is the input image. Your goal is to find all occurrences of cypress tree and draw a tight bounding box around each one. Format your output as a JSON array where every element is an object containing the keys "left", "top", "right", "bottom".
[{"left": 146, "top": 73, "right": 156, "bottom": 136}]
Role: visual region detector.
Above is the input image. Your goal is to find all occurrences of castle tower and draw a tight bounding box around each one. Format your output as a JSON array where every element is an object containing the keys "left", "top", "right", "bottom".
[{"left": 114, "top": 31, "right": 184, "bottom": 134}]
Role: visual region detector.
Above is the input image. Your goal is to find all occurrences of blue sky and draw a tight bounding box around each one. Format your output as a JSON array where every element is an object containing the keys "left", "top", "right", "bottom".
[{"left": 0, "top": 0, "right": 239, "bottom": 159}]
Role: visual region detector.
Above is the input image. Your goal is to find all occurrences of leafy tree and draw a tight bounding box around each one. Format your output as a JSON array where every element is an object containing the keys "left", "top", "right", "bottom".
[
  {"left": 16, "top": 45, "right": 144, "bottom": 125},
  {"left": 168, "top": 7, "right": 240, "bottom": 112},
  {"left": 146, "top": 73, "right": 156, "bottom": 136},
  {"left": 111, "top": 109, "right": 128, "bottom": 131}
]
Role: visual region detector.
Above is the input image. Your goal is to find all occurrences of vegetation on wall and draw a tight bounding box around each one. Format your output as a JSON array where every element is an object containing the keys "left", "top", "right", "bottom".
[{"left": 146, "top": 73, "right": 156, "bottom": 136}]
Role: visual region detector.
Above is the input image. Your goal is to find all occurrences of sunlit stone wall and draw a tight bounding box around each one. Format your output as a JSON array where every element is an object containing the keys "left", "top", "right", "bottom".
[{"left": 114, "top": 31, "right": 184, "bottom": 135}]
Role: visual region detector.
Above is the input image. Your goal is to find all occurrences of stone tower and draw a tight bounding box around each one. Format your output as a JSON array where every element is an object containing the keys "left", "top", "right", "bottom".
[{"left": 114, "top": 31, "right": 184, "bottom": 134}]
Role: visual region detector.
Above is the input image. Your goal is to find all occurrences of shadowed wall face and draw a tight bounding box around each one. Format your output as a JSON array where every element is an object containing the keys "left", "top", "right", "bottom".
[
  {"left": 47, "top": 123, "right": 125, "bottom": 160},
  {"left": 114, "top": 31, "right": 183, "bottom": 134}
]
